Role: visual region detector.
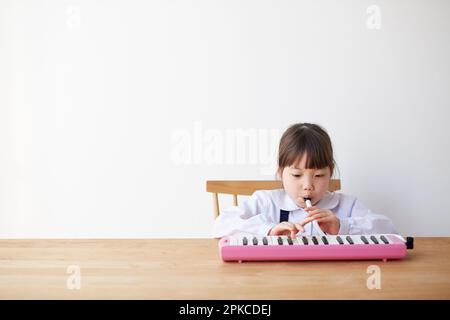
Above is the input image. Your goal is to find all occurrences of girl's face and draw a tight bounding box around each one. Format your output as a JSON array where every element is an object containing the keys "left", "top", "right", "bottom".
[{"left": 278, "top": 154, "right": 331, "bottom": 208}]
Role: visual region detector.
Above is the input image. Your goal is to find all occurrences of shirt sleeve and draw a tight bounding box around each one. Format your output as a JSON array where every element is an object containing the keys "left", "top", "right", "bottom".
[
  {"left": 338, "top": 198, "right": 397, "bottom": 235},
  {"left": 211, "top": 191, "right": 278, "bottom": 238}
]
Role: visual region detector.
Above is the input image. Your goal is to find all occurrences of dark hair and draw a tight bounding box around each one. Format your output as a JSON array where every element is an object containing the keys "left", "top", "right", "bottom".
[{"left": 278, "top": 123, "right": 336, "bottom": 176}]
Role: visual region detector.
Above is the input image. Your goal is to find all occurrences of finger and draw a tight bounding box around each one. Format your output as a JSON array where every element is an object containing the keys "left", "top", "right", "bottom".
[
  {"left": 298, "top": 216, "right": 316, "bottom": 227},
  {"left": 312, "top": 212, "right": 331, "bottom": 220},
  {"left": 279, "top": 223, "right": 296, "bottom": 231},
  {"left": 290, "top": 224, "right": 303, "bottom": 237},
  {"left": 316, "top": 216, "right": 336, "bottom": 223},
  {"left": 298, "top": 213, "right": 329, "bottom": 226},
  {"left": 281, "top": 221, "right": 297, "bottom": 228},
  {"left": 306, "top": 209, "right": 323, "bottom": 217},
  {"left": 274, "top": 228, "right": 289, "bottom": 236},
  {"left": 294, "top": 223, "right": 305, "bottom": 233},
  {"left": 301, "top": 213, "right": 326, "bottom": 224}
]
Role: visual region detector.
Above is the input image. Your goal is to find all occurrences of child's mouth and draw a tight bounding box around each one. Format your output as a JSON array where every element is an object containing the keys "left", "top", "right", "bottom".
[{"left": 297, "top": 196, "right": 313, "bottom": 207}]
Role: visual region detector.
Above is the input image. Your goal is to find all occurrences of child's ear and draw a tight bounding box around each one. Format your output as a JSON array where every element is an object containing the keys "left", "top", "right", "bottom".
[
  {"left": 327, "top": 166, "right": 333, "bottom": 178},
  {"left": 276, "top": 167, "right": 283, "bottom": 180}
]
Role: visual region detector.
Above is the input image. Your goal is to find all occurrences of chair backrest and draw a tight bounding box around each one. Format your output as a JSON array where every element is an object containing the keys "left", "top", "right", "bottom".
[{"left": 206, "top": 179, "right": 341, "bottom": 217}]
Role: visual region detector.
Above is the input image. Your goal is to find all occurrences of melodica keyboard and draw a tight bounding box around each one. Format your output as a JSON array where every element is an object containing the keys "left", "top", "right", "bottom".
[{"left": 219, "top": 234, "right": 414, "bottom": 262}]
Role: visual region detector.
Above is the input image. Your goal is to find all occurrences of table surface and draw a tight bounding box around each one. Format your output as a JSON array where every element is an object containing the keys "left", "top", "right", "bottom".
[{"left": 1, "top": 237, "right": 449, "bottom": 299}]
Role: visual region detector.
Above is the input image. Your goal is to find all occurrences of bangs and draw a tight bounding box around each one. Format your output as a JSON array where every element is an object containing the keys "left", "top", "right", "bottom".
[
  {"left": 278, "top": 123, "right": 335, "bottom": 174},
  {"left": 282, "top": 139, "right": 331, "bottom": 169}
]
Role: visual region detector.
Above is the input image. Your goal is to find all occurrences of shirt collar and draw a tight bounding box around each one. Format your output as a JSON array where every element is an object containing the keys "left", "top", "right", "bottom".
[{"left": 272, "top": 189, "right": 340, "bottom": 211}]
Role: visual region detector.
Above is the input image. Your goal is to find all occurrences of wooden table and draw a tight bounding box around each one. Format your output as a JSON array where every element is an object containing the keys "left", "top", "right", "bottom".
[{"left": 0, "top": 238, "right": 449, "bottom": 299}]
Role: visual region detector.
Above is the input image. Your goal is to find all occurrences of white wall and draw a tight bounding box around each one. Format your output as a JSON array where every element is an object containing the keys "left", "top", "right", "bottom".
[{"left": 1, "top": 0, "right": 449, "bottom": 238}]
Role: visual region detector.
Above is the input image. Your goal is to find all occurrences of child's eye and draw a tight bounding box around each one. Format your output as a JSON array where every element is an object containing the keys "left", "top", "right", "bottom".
[
  {"left": 315, "top": 175, "right": 324, "bottom": 178},
  {"left": 292, "top": 174, "right": 301, "bottom": 178}
]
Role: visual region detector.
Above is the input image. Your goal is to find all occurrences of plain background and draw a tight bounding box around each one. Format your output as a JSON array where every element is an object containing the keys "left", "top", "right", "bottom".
[{"left": 1, "top": 0, "right": 449, "bottom": 238}]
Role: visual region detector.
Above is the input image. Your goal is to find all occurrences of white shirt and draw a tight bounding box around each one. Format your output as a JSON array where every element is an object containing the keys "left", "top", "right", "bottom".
[{"left": 211, "top": 189, "right": 396, "bottom": 238}]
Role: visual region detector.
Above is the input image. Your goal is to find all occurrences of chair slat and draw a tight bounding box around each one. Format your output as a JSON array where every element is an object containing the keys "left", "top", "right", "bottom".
[
  {"left": 207, "top": 180, "right": 340, "bottom": 195},
  {"left": 207, "top": 180, "right": 341, "bottom": 217}
]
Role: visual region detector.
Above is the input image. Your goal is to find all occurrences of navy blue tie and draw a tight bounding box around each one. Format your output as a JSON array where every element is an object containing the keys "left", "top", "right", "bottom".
[{"left": 279, "top": 209, "right": 289, "bottom": 222}]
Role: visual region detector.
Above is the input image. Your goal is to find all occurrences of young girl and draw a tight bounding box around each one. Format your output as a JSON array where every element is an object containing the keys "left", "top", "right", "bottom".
[{"left": 212, "top": 123, "right": 396, "bottom": 238}]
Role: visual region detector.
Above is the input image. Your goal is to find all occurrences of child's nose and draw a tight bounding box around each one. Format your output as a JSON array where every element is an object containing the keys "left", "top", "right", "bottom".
[
  {"left": 302, "top": 180, "right": 314, "bottom": 191},
  {"left": 303, "top": 184, "right": 313, "bottom": 191}
]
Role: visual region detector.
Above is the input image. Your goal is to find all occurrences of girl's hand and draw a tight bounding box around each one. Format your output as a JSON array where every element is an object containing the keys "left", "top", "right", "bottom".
[
  {"left": 268, "top": 222, "right": 305, "bottom": 238},
  {"left": 297, "top": 206, "right": 341, "bottom": 235}
]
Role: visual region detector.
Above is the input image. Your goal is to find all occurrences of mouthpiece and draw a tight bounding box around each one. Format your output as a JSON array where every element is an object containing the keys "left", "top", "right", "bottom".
[{"left": 304, "top": 198, "right": 312, "bottom": 207}]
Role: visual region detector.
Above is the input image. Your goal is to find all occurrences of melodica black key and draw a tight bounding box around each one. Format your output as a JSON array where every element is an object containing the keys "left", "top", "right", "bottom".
[
  {"left": 262, "top": 237, "right": 268, "bottom": 245},
  {"left": 346, "top": 236, "right": 354, "bottom": 245},
  {"left": 336, "top": 236, "right": 344, "bottom": 245},
  {"left": 242, "top": 237, "right": 248, "bottom": 246},
  {"left": 302, "top": 236, "right": 309, "bottom": 245},
  {"left": 370, "top": 235, "right": 379, "bottom": 244},
  {"left": 287, "top": 237, "right": 293, "bottom": 245},
  {"left": 380, "top": 235, "right": 389, "bottom": 244},
  {"left": 277, "top": 236, "right": 283, "bottom": 245},
  {"left": 361, "top": 236, "right": 369, "bottom": 244},
  {"left": 312, "top": 236, "right": 319, "bottom": 245},
  {"left": 321, "top": 236, "right": 329, "bottom": 245},
  {"left": 252, "top": 237, "right": 258, "bottom": 245}
]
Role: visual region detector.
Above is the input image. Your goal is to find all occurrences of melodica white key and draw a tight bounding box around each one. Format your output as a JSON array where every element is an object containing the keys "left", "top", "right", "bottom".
[{"left": 218, "top": 234, "right": 414, "bottom": 262}]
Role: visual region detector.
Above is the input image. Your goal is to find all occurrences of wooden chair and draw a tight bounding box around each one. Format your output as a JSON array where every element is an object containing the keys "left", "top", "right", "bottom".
[{"left": 206, "top": 180, "right": 341, "bottom": 217}]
